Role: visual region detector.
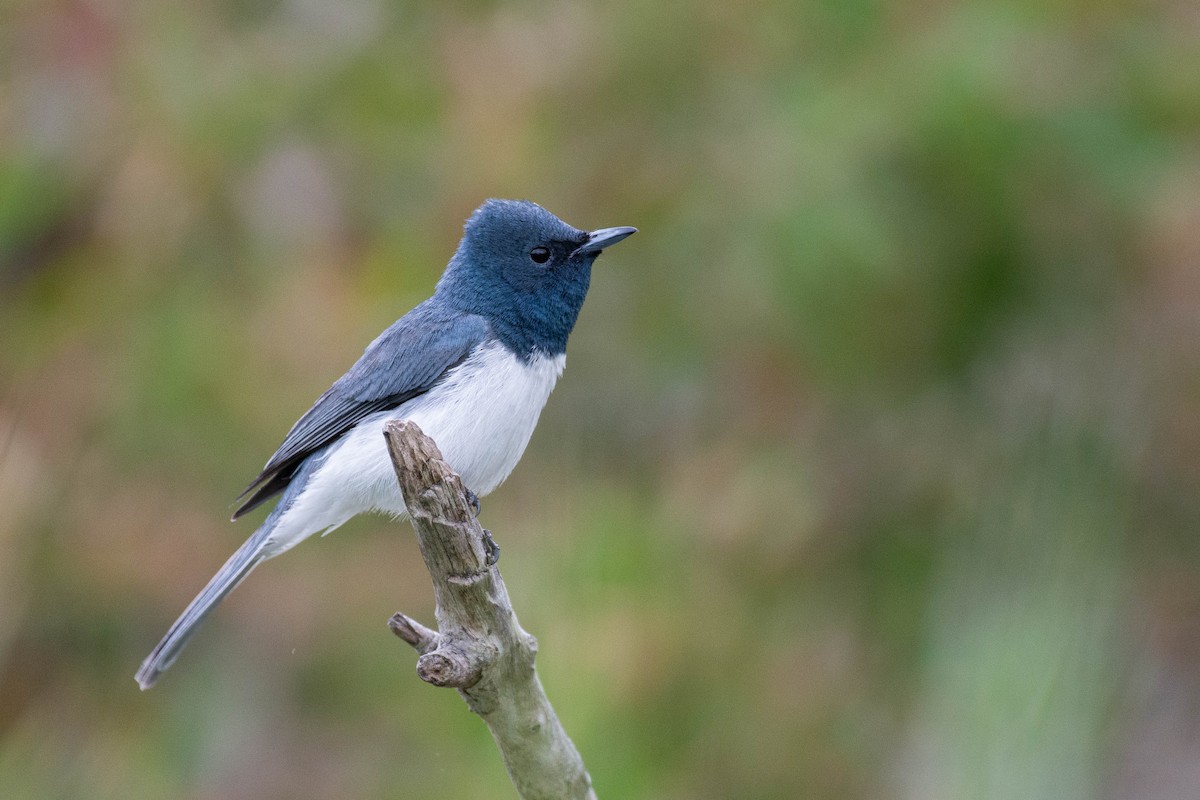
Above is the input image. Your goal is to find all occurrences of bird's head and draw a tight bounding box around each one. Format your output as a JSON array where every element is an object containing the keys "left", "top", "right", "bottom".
[{"left": 436, "top": 199, "right": 636, "bottom": 358}]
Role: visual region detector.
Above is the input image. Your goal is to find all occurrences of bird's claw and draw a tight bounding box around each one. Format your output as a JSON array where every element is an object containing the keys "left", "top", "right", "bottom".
[
  {"left": 464, "top": 489, "right": 481, "bottom": 517},
  {"left": 481, "top": 529, "right": 500, "bottom": 567}
]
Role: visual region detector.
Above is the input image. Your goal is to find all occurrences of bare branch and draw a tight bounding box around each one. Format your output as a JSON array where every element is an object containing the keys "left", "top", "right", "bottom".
[
  {"left": 387, "top": 612, "right": 438, "bottom": 654},
  {"left": 384, "top": 420, "right": 596, "bottom": 800}
]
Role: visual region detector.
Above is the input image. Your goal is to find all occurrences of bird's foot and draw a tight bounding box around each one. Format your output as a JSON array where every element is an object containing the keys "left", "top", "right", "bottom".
[
  {"left": 464, "top": 488, "right": 481, "bottom": 517},
  {"left": 481, "top": 529, "right": 500, "bottom": 567}
]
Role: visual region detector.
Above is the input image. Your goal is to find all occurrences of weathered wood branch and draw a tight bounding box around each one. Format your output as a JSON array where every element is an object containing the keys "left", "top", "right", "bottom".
[{"left": 383, "top": 420, "right": 596, "bottom": 800}]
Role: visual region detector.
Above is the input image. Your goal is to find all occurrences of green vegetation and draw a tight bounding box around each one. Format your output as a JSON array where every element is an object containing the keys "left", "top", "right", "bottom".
[{"left": 2, "top": 1, "right": 1197, "bottom": 797}]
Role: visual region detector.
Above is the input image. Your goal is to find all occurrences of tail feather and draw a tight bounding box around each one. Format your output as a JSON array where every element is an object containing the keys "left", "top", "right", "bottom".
[
  {"left": 138, "top": 441, "right": 333, "bottom": 690},
  {"left": 135, "top": 529, "right": 269, "bottom": 690}
]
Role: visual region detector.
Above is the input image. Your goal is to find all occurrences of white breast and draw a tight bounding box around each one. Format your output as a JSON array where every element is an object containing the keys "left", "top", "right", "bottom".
[{"left": 263, "top": 342, "right": 565, "bottom": 556}]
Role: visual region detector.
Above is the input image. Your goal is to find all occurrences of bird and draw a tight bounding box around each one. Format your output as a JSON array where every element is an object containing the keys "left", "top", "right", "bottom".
[{"left": 135, "top": 199, "right": 636, "bottom": 689}]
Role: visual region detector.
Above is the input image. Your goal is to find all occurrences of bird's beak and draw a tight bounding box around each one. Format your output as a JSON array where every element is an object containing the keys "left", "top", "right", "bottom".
[{"left": 572, "top": 226, "right": 637, "bottom": 257}]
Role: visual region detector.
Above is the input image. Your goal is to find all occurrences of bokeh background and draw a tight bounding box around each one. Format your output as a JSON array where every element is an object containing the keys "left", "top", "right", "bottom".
[{"left": 2, "top": 1, "right": 1199, "bottom": 798}]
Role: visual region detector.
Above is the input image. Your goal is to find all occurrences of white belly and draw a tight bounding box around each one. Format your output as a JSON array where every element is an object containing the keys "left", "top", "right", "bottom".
[{"left": 263, "top": 342, "right": 564, "bottom": 555}]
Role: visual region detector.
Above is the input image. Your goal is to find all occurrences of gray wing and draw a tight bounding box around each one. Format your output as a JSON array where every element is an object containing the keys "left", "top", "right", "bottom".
[{"left": 232, "top": 302, "right": 489, "bottom": 520}]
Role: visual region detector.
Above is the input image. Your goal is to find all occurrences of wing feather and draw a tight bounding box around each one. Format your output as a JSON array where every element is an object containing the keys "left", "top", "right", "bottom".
[{"left": 231, "top": 303, "right": 489, "bottom": 519}]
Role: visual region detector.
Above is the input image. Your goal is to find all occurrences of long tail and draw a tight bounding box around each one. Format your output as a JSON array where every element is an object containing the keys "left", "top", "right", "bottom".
[
  {"left": 137, "top": 446, "right": 332, "bottom": 690},
  {"left": 135, "top": 525, "right": 272, "bottom": 690}
]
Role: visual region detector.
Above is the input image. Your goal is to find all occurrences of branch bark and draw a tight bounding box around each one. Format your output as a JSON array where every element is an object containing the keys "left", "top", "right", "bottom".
[{"left": 383, "top": 420, "right": 596, "bottom": 800}]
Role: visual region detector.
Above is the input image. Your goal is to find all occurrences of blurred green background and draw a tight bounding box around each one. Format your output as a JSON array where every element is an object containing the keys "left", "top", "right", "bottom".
[{"left": 2, "top": 1, "right": 1198, "bottom": 798}]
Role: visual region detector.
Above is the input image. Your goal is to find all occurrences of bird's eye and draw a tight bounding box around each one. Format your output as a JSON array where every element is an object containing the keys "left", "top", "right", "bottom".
[{"left": 529, "top": 246, "right": 551, "bottom": 264}]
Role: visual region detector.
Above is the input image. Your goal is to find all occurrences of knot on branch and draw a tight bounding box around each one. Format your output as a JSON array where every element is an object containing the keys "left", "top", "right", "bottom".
[
  {"left": 414, "top": 484, "right": 472, "bottom": 525},
  {"left": 446, "top": 570, "right": 489, "bottom": 586},
  {"left": 417, "top": 648, "right": 483, "bottom": 688},
  {"left": 391, "top": 614, "right": 495, "bottom": 689}
]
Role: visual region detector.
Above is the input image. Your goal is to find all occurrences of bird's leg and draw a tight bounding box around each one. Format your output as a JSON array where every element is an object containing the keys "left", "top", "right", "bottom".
[
  {"left": 461, "top": 487, "right": 496, "bottom": 563},
  {"left": 481, "top": 529, "right": 500, "bottom": 567},
  {"left": 464, "top": 488, "right": 482, "bottom": 517}
]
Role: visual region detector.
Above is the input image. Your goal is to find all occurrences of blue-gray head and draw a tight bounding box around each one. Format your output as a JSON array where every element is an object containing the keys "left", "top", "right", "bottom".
[{"left": 435, "top": 199, "right": 636, "bottom": 358}]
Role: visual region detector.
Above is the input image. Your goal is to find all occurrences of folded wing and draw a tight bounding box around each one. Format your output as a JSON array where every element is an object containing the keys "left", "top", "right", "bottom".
[{"left": 232, "top": 303, "right": 489, "bottom": 519}]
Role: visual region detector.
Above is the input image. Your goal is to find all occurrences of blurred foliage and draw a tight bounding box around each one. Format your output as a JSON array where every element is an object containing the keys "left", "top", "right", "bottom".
[{"left": 2, "top": 0, "right": 1199, "bottom": 798}]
